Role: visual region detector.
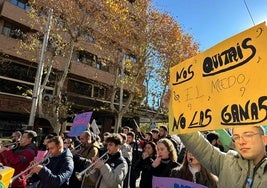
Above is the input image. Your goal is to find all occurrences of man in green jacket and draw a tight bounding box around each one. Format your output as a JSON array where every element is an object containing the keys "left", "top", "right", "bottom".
[{"left": 179, "top": 126, "right": 267, "bottom": 188}]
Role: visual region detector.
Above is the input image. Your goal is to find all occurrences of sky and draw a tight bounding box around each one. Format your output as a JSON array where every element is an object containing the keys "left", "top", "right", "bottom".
[{"left": 152, "top": 0, "right": 267, "bottom": 51}]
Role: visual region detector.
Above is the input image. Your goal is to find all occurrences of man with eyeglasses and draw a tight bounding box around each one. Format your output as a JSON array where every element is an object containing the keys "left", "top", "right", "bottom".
[
  {"left": 178, "top": 126, "right": 267, "bottom": 188},
  {"left": 162, "top": 89, "right": 267, "bottom": 188}
]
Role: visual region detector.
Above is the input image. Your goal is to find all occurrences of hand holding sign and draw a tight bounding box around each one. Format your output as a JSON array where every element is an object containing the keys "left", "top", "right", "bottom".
[{"left": 169, "top": 22, "right": 267, "bottom": 134}]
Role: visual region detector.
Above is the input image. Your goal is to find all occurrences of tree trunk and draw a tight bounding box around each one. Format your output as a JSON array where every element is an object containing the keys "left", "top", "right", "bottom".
[{"left": 114, "top": 112, "right": 123, "bottom": 133}]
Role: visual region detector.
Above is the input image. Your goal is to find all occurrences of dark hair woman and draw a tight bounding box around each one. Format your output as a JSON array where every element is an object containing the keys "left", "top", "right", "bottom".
[
  {"left": 135, "top": 141, "right": 157, "bottom": 188},
  {"left": 171, "top": 151, "right": 218, "bottom": 188}
]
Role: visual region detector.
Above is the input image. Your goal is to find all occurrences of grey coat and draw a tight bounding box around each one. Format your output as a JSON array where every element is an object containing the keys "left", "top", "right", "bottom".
[
  {"left": 89, "top": 151, "right": 128, "bottom": 188},
  {"left": 179, "top": 132, "right": 267, "bottom": 188}
]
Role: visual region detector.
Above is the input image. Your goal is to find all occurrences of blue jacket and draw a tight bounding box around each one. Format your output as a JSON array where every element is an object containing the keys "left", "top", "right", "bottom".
[{"left": 34, "top": 148, "right": 74, "bottom": 188}]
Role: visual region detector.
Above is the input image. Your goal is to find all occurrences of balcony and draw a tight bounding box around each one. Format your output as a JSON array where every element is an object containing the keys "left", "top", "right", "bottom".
[{"left": 1, "top": 1, "right": 34, "bottom": 29}]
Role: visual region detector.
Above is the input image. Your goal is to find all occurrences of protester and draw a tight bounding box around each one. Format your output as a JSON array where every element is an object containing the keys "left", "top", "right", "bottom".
[
  {"left": 65, "top": 137, "right": 90, "bottom": 188},
  {"left": 26, "top": 133, "right": 53, "bottom": 188},
  {"left": 144, "top": 132, "right": 153, "bottom": 142},
  {"left": 38, "top": 133, "right": 57, "bottom": 151},
  {"left": 98, "top": 132, "right": 110, "bottom": 156},
  {"left": 206, "top": 131, "right": 224, "bottom": 152},
  {"left": 3, "top": 130, "right": 22, "bottom": 150},
  {"left": 150, "top": 138, "right": 179, "bottom": 178},
  {"left": 29, "top": 136, "right": 74, "bottom": 188},
  {"left": 42, "top": 134, "right": 56, "bottom": 149},
  {"left": 63, "top": 138, "right": 75, "bottom": 151},
  {"left": 11, "top": 131, "right": 22, "bottom": 143},
  {"left": 119, "top": 133, "right": 132, "bottom": 162},
  {"left": 135, "top": 141, "right": 157, "bottom": 188},
  {"left": 163, "top": 90, "right": 267, "bottom": 187},
  {"left": 89, "top": 133, "right": 128, "bottom": 188},
  {"left": 127, "top": 131, "right": 143, "bottom": 188},
  {"left": 95, "top": 135, "right": 103, "bottom": 149},
  {"left": 151, "top": 128, "right": 160, "bottom": 143},
  {"left": 178, "top": 126, "right": 267, "bottom": 187},
  {"left": 76, "top": 131, "right": 99, "bottom": 188},
  {"left": 122, "top": 126, "right": 131, "bottom": 135},
  {"left": 0, "top": 130, "right": 38, "bottom": 188},
  {"left": 158, "top": 125, "right": 180, "bottom": 156},
  {"left": 119, "top": 133, "right": 132, "bottom": 188},
  {"left": 158, "top": 125, "right": 169, "bottom": 139},
  {"left": 171, "top": 151, "right": 218, "bottom": 188}
]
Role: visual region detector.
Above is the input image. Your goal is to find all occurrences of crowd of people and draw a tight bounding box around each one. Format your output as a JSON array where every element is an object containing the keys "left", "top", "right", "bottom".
[{"left": 0, "top": 122, "right": 266, "bottom": 188}]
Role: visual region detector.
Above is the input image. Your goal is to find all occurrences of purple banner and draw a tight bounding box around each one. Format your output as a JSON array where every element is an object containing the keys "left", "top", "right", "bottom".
[
  {"left": 68, "top": 112, "right": 92, "bottom": 137},
  {"left": 152, "top": 176, "right": 208, "bottom": 188}
]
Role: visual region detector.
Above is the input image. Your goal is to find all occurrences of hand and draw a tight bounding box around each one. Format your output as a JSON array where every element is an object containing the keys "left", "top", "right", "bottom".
[
  {"left": 91, "top": 156, "right": 98, "bottom": 163},
  {"left": 29, "top": 160, "right": 38, "bottom": 166},
  {"left": 30, "top": 165, "right": 43, "bottom": 175},
  {"left": 142, "top": 151, "right": 149, "bottom": 159},
  {"left": 93, "top": 159, "right": 104, "bottom": 169},
  {"left": 152, "top": 155, "right": 162, "bottom": 168},
  {"left": 71, "top": 150, "right": 78, "bottom": 156}
]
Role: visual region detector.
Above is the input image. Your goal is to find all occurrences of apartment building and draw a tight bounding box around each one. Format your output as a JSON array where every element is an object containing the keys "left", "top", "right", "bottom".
[{"left": 0, "top": 0, "right": 149, "bottom": 138}]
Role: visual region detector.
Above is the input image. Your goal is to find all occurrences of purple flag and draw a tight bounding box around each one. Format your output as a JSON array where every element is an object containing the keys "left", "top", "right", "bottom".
[{"left": 68, "top": 112, "right": 92, "bottom": 137}]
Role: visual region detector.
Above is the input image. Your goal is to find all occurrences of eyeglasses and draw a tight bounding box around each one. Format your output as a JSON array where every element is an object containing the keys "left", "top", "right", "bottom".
[{"left": 232, "top": 132, "right": 262, "bottom": 142}]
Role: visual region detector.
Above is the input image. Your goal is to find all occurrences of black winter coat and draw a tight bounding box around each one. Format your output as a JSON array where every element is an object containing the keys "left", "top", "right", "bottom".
[
  {"left": 152, "top": 158, "right": 179, "bottom": 177},
  {"left": 135, "top": 156, "right": 155, "bottom": 188}
]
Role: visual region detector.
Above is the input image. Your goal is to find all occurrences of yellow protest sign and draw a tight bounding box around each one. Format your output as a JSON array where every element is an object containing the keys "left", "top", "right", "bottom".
[{"left": 169, "top": 22, "right": 267, "bottom": 134}]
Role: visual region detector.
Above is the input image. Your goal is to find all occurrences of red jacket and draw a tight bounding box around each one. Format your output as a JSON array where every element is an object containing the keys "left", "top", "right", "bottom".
[{"left": 0, "top": 143, "right": 38, "bottom": 187}]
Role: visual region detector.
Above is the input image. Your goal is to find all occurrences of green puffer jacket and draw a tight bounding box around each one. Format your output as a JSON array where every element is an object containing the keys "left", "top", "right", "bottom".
[{"left": 179, "top": 132, "right": 267, "bottom": 188}]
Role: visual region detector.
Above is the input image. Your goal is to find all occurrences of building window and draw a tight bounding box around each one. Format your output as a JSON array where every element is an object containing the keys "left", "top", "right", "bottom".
[
  {"left": 68, "top": 79, "right": 92, "bottom": 97},
  {"left": 76, "top": 51, "right": 111, "bottom": 72},
  {"left": 0, "top": 78, "right": 33, "bottom": 96},
  {"left": 10, "top": 0, "right": 30, "bottom": 11},
  {"left": 77, "top": 51, "right": 97, "bottom": 67},
  {"left": 0, "top": 61, "right": 36, "bottom": 96},
  {"left": 84, "top": 34, "right": 95, "bottom": 43},
  {"left": 93, "top": 86, "right": 105, "bottom": 98},
  {"left": 0, "top": 60, "right": 55, "bottom": 92},
  {"left": 97, "top": 58, "right": 110, "bottom": 72},
  {"left": 2, "top": 22, "right": 27, "bottom": 40},
  {"left": 0, "top": 61, "right": 36, "bottom": 83},
  {"left": 2, "top": 24, "right": 11, "bottom": 36}
]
